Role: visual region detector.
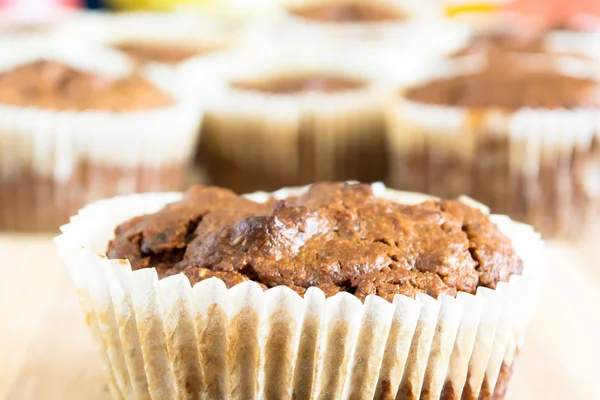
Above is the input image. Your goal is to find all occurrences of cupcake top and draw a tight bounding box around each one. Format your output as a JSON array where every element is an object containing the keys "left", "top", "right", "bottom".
[
  {"left": 112, "top": 40, "right": 228, "bottom": 65},
  {"left": 107, "top": 182, "right": 523, "bottom": 302},
  {"left": 0, "top": 60, "right": 173, "bottom": 111},
  {"left": 405, "top": 59, "right": 600, "bottom": 110},
  {"left": 288, "top": 0, "right": 406, "bottom": 23},
  {"left": 230, "top": 73, "right": 367, "bottom": 94}
]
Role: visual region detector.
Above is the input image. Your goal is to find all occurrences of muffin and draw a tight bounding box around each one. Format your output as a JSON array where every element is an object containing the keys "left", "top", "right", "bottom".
[
  {"left": 451, "top": 28, "right": 593, "bottom": 60},
  {"left": 267, "top": 0, "right": 469, "bottom": 60},
  {"left": 446, "top": 12, "right": 597, "bottom": 61},
  {"left": 0, "top": 44, "right": 203, "bottom": 231},
  {"left": 387, "top": 54, "right": 600, "bottom": 238},
  {"left": 182, "top": 48, "right": 394, "bottom": 193},
  {"left": 56, "top": 182, "right": 543, "bottom": 399},
  {"left": 54, "top": 12, "right": 237, "bottom": 67},
  {"left": 277, "top": 0, "right": 436, "bottom": 40},
  {"left": 280, "top": 0, "right": 409, "bottom": 36}
]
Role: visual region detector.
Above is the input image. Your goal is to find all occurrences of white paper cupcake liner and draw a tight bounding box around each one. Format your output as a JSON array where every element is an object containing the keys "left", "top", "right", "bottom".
[
  {"left": 55, "top": 182, "right": 544, "bottom": 399},
  {"left": 0, "top": 43, "right": 203, "bottom": 230},
  {"left": 387, "top": 55, "right": 600, "bottom": 238},
  {"left": 181, "top": 47, "right": 400, "bottom": 192}
]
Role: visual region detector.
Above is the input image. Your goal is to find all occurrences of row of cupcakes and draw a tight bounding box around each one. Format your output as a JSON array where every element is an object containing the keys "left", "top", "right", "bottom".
[
  {"left": 2, "top": 8, "right": 600, "bottom": 239},
  {"left": 0, "top": 40, "right": 204, "bottom": 231},
  {"left": 181, "top": 44, "right": 600, "bottom": 238},
  {"left": 0, "top": 3, "right": 461, "bottom": 232},
  {"left": 0, "top": 10, "right": 254, "bottom": 231},
  {"left": 31, "top": 5, "right": 593, "bottom": 399}
]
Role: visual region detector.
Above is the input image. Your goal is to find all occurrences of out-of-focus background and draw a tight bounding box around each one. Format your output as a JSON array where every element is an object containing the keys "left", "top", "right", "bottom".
[{"left": 1, "top": 0, "right": 599, "bottom": 399}]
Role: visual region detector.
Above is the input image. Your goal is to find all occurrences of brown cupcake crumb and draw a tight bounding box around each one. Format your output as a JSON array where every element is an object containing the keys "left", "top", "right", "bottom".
[
  {"left": 230, "top": 74, "right": 366, "bottom": 95},
  {"left": 107, "top": 182, "right": 524, "bottom": 302},
  {"left": 113, "top": 40, "right": 226, "bottom": 64},
  {"left": 289, "top": 1, "right": 406, "bottom": 23},
  {"left": 0, "top": 60, "right": 173, "bottom": 111},
  {"left": 405, "top": 60, "right": 600, "bottom": 110}
]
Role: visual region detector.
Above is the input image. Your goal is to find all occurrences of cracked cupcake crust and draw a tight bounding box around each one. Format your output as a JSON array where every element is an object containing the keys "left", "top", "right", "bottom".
[{"left": 106, "top": 182, "right": 523, "bottom": 302}]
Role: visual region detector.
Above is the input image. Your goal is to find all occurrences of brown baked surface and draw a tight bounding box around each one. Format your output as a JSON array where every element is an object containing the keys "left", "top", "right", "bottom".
[
  {"left": 230, "top": 74, "right": 366, "bottom": 95},
  {"left": 405, "top": 60, "right": 600, "bottom": 110},
  {"left": 289, "top": 1, "right": 405, "bottom": 22},
  {"left": 106, "top": 182, "right": 523, "bottom": 302},
  {"left": 112, "top": 41, "right": 224, "bottom": 64},
  {"left": 0, "top": 60, "right": 173, "bottom": 111}
]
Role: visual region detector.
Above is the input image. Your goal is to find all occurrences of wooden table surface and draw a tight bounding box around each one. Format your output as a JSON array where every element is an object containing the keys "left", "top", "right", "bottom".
[{"left": 1, "top": 234, "right": 599, "bottom": 400}]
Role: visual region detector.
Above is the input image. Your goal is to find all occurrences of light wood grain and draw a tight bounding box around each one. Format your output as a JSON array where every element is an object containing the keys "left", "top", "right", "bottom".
[{"left": 0, "top": 234, "right": 598, "bottom": 400}]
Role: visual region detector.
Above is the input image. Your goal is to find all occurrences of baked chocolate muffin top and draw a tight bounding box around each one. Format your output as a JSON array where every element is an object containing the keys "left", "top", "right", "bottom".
[
  {"left": 289, "top": 1, "right": 406, "bottom": 23},
  {"left": 107, "top": 183, "right": 524, "bottom": 302},
  {"left": 230, "top": 74, "right": 366, "bottom": 95},
  {"left": 112, "top": 41, "right": 226, "bottom": 64},
  {"left": 405, "top": 60, "right": 600, "bottom": 110},
  {"left": 0, "top": 60, "right": 173, "bottom": 111}
]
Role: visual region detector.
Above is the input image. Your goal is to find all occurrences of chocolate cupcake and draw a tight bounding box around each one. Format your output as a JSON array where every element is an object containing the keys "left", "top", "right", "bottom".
[
  {"left": 0, "top": 44, "right": 203, "bottom": 231},
  {"left": 54, "top": 12, "right": 237, "bottom": 67},
  {"left": 268, "top": 0, "right": 469, "bottom": 60},
  {"left": 56, "top": 182, "right": 543, "bottom": 399},
  {"left": 277, "top": 0, "right": 433, "bottom": 40},
  {"left": 182, "top": 49, "right": 394, "bottom": 193},
  {"left": 387, "top": 54, "right": 600, "bottom": 237}
]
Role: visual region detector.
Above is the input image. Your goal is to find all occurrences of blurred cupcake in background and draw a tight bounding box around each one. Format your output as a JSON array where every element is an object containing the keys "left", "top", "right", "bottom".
[
  {"left": 180, "top": 43, "right": 426, "bottom": 193},
  {"left": 386, "top": 53, "right": 600, "bottom": 238},
  {"left": 249, "top": 0, "right": 470, "bottom": 64},
  {"left": 280, "top": 0, "right": 416, "bottom": 40},
  {"left": 0, "top": 41, "right": 203, "bottom": 231},
  {"left": 449, "top": 12, "right": 598, "bottom": 60},
  {"left": 449, "top": 18, "right": 548, "bottom": 58},
  {"left": 446, "top": 0, "right": 600, "bottom": 60},
  {"left": 54, "top": 11, "right": 240, "bottom": 68}
]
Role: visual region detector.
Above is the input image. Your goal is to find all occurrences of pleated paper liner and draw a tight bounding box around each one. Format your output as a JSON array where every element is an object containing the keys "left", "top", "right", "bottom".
[
  {"left": 0, "top": 43, "right": 203, "bottom": 231},
  {"left": 55, "top": 183, "right": 543, "bottom": 399},
  {"left": 386, "top": 55, "right": 600, "bottom": 238}
]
